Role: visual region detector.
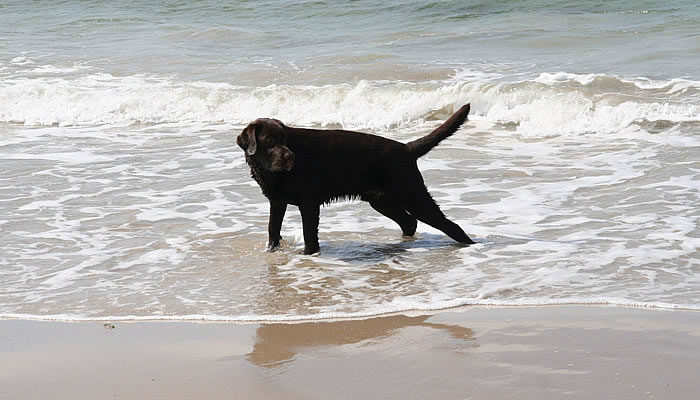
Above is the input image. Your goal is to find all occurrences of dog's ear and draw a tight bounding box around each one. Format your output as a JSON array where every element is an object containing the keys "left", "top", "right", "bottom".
[
  {"left": 245, "top": 124, "right": 258, "bottom": 156},
  {"left": 237, "top": 124, "right": 258, "bottom": 156}
]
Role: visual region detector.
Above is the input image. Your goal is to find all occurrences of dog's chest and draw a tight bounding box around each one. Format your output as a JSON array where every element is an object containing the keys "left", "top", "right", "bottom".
[{"left": 247, "top": 158, "right": 294, "bottom": 201}]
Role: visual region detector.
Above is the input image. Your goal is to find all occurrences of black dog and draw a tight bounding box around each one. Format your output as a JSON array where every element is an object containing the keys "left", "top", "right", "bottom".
[{"left": 237, "top": 104, "right": 475, "bottom": 254}]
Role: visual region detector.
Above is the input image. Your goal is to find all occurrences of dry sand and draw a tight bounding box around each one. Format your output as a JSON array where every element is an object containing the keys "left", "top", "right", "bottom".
[{"left": 1, "top": 306, "right": 698, "bottom": 399}]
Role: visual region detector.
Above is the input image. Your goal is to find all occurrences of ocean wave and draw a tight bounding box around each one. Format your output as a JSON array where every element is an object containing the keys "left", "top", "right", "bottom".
[{"left": 1, "top": 71, "right": 698, "bottom": 135}]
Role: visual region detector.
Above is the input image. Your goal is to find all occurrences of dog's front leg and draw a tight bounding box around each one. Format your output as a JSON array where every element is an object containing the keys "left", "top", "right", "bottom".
[
  {"left": 299, "top": 202, "right": 320, "bottom": 255},
  {"left": 267, "top": 201, "right": 287, "bottom": 251}
]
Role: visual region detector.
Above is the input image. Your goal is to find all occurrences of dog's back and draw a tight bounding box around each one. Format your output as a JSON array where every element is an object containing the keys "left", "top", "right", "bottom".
[
  {"left": 282, "top": 127, "right": 409, "bottom": 202},
  {"left": 278, "top": 103, "right": 471, "bottom": 204}
]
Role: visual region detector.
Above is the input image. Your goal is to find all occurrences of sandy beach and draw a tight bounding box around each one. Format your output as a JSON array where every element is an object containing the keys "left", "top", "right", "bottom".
[{"left": 2, "top": 306, "right": 698, "bottom": 399}]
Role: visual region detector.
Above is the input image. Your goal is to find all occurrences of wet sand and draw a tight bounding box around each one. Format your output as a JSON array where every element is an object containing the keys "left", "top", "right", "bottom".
[{"left": 1, "top": 306, "right": 698, "bottom": 399}]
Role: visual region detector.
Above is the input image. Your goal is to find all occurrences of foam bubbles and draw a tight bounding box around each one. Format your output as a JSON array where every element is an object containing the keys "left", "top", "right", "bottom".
[{"left": 535, "top": 72, "right": 599, "bottom": 86}]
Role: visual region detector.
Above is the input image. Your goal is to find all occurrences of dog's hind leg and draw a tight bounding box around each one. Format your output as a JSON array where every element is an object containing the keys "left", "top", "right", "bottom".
[
  {"left": 369, "top": 200, "right": 417, "bottom": 236},
  {"left": 401, "top": 188, "right": 475, "bottom": 245}
]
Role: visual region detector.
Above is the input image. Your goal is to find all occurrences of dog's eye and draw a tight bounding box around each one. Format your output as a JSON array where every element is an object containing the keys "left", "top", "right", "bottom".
[{"left": 263, "top": 137, "right": 274, "bottom": 147}]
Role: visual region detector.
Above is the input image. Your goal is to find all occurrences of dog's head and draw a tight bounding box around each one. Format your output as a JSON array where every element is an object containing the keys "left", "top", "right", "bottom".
[{"left": 237, "top": 118, "right": 295, "bottom": 172}]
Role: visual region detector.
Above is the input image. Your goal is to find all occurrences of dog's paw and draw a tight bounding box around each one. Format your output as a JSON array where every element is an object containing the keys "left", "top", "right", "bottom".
[
  {"left": 266, "top": 242, "right": 282, "bottom": 252},
  {"left": 301, "top": 245, "right": 320, "bottom": 255}
]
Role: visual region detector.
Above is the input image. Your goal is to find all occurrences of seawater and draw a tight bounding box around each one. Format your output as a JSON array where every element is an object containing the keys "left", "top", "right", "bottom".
[{"left": 1, "top": 0, "right": 698, "bottom": 321}]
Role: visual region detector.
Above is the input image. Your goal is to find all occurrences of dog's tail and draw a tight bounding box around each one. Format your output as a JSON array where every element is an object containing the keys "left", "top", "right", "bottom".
[{"left": 406, "top": 103, "right": 470, "bottom": 159}]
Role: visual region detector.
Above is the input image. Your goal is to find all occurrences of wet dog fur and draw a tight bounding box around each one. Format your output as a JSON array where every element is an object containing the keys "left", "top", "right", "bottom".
[{"left": 237, "top": 104, "right": 475, "bottom": 254}]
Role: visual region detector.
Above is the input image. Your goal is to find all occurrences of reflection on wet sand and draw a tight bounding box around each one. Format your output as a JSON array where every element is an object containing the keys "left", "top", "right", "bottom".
[{"left": 247, "top": 314, "right": 476, "bottom": 368}]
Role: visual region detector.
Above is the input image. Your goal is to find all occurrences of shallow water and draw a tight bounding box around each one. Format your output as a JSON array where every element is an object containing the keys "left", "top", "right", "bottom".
[{"left": 1, "top": 0, "right": 698, "bottom": 320}]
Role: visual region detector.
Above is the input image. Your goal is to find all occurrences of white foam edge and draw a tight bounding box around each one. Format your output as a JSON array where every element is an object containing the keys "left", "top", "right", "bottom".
[{"left": 2, "top": 297, "right": 697, "bottom": 324}]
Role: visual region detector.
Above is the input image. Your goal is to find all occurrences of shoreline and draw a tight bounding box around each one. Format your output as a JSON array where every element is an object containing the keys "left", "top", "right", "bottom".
[
  {"left": 3, "top": 302, "right": 698, "bottom": 324},
  {"left": 2, "top": 305, "right": 699, "bottom": 399}
]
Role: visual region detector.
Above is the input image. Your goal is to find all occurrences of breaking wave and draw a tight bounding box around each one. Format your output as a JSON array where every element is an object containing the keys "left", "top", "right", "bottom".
[{"left": 1, "top": 71, "right": 697, "bottom": 135}]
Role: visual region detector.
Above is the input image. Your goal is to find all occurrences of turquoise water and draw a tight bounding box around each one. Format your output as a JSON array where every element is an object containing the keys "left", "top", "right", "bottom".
[
  {"left": 2, "top": 0, "right": 698, "bottom": 84},
  {"left": 1, "top": 0, "right": 698, "bottom": 320}
]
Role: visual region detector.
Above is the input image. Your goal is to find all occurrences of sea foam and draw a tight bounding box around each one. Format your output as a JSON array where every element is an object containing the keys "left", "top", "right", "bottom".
[
  {"left": 2, "top": 66, "right": 698, "bottom": 323},
  {"left": 1, "top": 71, "right": 697, "bottom": 136}
]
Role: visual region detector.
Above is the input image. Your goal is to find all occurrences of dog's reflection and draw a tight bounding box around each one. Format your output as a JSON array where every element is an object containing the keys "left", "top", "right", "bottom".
[{"left": 246, "top": 314, "right": 476, "bottom": 368}]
